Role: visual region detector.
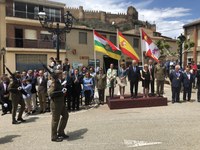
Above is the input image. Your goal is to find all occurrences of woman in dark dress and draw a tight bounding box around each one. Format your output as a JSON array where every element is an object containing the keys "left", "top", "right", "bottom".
[{"left": 141, "top": 64, "right": 151, "bottom": 98}]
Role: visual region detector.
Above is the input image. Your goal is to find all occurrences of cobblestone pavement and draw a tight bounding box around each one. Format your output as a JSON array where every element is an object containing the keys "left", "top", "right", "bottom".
[{"left": 1, "top": 81, "right": 200, "bottom": 150}]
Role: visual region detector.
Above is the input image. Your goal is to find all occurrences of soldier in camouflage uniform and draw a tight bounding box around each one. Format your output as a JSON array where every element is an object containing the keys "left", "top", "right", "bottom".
[
  {"left": 8, "top": 72, "right": 26, "bottom": 124},
  {"left": 48, "top": 70, "right": 69, "bottom": 142}
]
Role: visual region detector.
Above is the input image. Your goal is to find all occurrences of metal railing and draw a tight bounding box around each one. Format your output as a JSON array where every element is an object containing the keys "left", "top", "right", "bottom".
[{"left": 6, "top": 38, "right": 66, "bottom": 49}]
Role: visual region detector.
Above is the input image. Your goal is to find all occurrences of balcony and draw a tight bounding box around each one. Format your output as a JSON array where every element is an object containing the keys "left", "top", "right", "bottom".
[
  {"left": 6, "top": 8, "right": 61, "bottom": 22},
  {"left": 6, "top": 38, "right": 66, "bottom": 49}
]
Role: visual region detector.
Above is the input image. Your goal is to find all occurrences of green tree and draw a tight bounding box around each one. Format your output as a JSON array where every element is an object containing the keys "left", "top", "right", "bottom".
[
  {"left": 177, "top": 38, "right": 195, "bottom": 55},
  {"left": 155, "top": 39, "right": 172, "bottom": 57}
]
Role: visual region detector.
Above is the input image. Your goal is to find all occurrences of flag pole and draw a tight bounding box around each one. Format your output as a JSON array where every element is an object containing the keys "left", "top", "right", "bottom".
[
  {"left": 116, "top": 28, "right": 120, "bottom": 96},
  {"left": 93, "top": 29, "right": 97, "bottom": 73},
  {"left": 116, "top": 28, "right": 120, "bottom": 71},
  {"left": 140, "top": 28, "right": 145, "bottom": 66}
]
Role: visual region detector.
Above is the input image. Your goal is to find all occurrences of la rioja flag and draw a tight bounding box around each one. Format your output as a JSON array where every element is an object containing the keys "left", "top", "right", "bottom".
[{"left": 141, "top": 29, "right": 160, "bottom": 62}]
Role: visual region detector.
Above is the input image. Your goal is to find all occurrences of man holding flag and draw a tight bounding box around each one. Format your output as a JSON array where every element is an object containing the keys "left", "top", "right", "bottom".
[{"left": 141, "top": 29, "right": 165, "bottom": 97}]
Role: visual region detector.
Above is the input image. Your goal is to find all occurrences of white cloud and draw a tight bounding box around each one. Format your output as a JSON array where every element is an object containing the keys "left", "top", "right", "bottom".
[
  {"left": 138, "top": 7, "right": 191, "bottom": 38},
  {"left": 55, "top": 0, "right": 192, "bottom": 38}
]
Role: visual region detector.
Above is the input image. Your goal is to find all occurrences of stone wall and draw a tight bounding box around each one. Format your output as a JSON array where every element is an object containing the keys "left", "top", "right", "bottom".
[{"left": 65, "top": 6, "right": 137, "bottom": 24}]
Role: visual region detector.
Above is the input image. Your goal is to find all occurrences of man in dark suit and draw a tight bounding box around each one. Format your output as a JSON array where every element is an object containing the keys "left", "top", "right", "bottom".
[
  {"left": 148, "top": 59, "right": 155, "bottom": 95},
  {"left": 196, "top": 68, "right": 200, "bottom": 102},
  {"left": 127, "top": 60, "right": 141, "bottom": 98},
  {"left": 183, "top": 66, "right": 194, "bottom": 101},
  {"left": 71, "top": 69, "right": 82, "bottom": 111},
  {"left": 37, "top": 70, "right": 48, "bottom": 113},
  {"left": 62, "top": 72, "right": 73, "bottom": 111},
  {"left": 26, "top": 70, "right": 37, "bottom": 113},
  {"left": 0, "top": 76, "right": 12, "bottom": 115},
  {"left": 170, "top": 65, "right": 183, "bottom": 103}
]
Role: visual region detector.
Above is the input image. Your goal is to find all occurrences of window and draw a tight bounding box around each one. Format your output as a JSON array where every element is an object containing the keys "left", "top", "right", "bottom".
[
  {"left": 13, "top": 2, "right": 61, "bottom": 21},
  {"left": 14, "top": 2, "right": 26, "bottom": 18},
  {"left": 40, "top": 31, "right": 52, "bottom": 41},
  {"left": 133, "top": 38, "right": 139, "bottom": 48},
  {"left": 16, "top": 54, "right": 47, "bottom": 71},
  {"left": 109, "top": 35, "right": 116, "bottom": 45},
  {"left": 25, "top": 29, "right": 37, "bottom": 40},
  {"left": 79, "top": 32, "right": 87, "bottom": 44},
  {"left": 27, "top": 4, "right": 35, "bottom": 19},
  {"left": 44, "top": 7, "right": 61, "bottom": 22},
  {"left": 55, "top": 9, "right": 61, "bottom": 22}
]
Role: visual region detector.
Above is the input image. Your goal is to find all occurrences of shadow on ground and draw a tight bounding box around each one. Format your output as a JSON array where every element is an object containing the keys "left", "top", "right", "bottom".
[
  {"left": 24, "top": 116, "right": 39, "bottom": 123},
  {"left": 0, "top": 135, "right": 21, "bottom": 144},
  {"left": 67, "top": 128, "right": 88, "bottom": 141}
]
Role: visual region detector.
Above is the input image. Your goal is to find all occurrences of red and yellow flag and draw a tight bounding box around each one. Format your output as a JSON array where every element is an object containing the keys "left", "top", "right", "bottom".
[
  {"left": 141, "top": 29, "right": 160, "bottom": 62},
  {"left": 118, "top": 31, "right": 140, "bottom": 62}
]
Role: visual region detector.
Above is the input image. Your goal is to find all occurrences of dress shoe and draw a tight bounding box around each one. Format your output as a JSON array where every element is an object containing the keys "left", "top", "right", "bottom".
[
  {"left": 12, "top": 120, "right": 20, "bottom": 124},
  {"left": 58, "top": 134, "right": 69, "bottom": 139},
  {"left": 51, "top": 138, "right": 63, "bottom": 142},
  {"left": 17, "top": 118, "right": 26, "bottom": 122},
  {"left": 1, "top": 112, "right": 7, "bottom": 116},
  {"left": 32, "top": 110, "right": 36, "bottom": 114},
  {"left": 40, "top": 110, "right": 46, "bottom": 114}
]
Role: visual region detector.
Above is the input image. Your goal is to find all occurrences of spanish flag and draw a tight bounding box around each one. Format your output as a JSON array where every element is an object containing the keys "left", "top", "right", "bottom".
[
  {"left": 94, "top": 30, "right": 121, "bottom": 60},
  {"left": 118, "top": 31, "right": 140, "bottom": 62}
]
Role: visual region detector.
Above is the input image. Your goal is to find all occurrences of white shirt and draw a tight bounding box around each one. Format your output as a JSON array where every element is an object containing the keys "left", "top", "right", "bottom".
[
  {"left": 3, "top": 83, "right": 7, "bottom": 91},
  {"left": 186, "top": 73, "right": 190, "bottom": 80}
]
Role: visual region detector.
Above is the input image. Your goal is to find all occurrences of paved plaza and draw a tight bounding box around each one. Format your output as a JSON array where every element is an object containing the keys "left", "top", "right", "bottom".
[{"left": 1, "top": 82, "right": 200, "bottom": 150}]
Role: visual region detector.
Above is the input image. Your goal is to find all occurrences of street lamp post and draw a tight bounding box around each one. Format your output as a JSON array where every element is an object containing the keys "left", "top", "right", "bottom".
[
  {"left": 1, "top": 47, "right": 6, "bottom": 74},
  {"left": 178, "top": 34, "right": 186, "bottom": 68},
  {"left": 38, "top": 11, "right": 74, "bottom": 61}
]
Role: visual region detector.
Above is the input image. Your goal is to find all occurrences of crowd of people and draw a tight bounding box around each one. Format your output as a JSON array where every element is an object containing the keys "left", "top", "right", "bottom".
[{"left": 0, "top": 56, "right": 200, "bottom": 141}]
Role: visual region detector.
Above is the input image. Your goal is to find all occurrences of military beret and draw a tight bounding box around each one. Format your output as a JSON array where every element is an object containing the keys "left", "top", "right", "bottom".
[{"left": 54, "top": 70, "right": 63, "bottom": 74}]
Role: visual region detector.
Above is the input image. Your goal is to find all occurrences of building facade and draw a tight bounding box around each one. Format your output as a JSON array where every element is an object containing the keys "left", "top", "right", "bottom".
[
  {"left": 0, "top": 0, "right": 178, "bottom": 75},
  {"left": 0, "top": 0, "right": 66, "bottom": 74},
  {"left": 183, "top": 20, "right": 200, "bottom": 66}
]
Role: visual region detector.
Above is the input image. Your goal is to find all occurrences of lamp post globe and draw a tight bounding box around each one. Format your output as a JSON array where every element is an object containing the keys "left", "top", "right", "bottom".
[{"left": 38, "top": 11, "right": 74, "bottom": 61}]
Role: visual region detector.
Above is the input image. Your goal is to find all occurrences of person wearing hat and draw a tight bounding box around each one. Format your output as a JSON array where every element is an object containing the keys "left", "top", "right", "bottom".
[
  {"left": 8, "top": 72, "right": 26, "bottom": 124},
  {"left": 95, "top": 67, "right": 106, "bottom": 104},
  {"left": 48, "top": 70, "right": 69, "bottom": 142},
  {"left": 154, "top": 59, "right": 167, "bottom": 97}
]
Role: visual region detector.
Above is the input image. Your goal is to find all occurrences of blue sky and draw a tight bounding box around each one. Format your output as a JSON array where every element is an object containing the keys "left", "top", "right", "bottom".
[{"left": 56, "top": 0, "right": 199, "bottom": 38}]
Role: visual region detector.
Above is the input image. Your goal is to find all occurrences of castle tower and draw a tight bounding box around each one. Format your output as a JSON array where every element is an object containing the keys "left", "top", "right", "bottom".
[
  {"left": 79, "top": 6, "right": 84, "bottom": 20},
  {"left": 100, "top": 11, "right": 106, "bottom": 23},
  {"left": 127, "top": 6, "right": 138, "bottom": 20}
]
